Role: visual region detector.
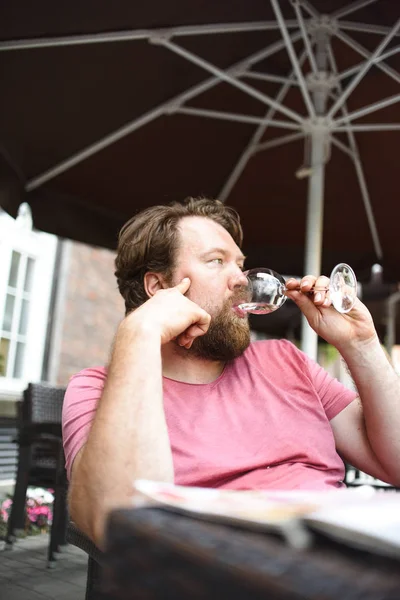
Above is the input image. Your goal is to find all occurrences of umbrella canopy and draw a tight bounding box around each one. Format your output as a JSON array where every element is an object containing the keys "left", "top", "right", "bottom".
[{"left": 1, "top": 0, "right": 400, "bottom": 347}]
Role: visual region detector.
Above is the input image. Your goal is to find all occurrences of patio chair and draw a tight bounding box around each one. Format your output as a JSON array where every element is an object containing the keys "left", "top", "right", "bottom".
[
  {"left": 4, "top": 382, "right": 68, "bottom": 567},
  {"left": 67, "top": 521, "right": 106, "bottom": 600}
]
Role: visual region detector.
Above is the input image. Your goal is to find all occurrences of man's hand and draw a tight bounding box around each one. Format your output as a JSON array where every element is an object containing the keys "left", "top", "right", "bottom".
[
  {"left": 121, "top": 278, "right": 211, "bottom": 349},
  {"left": 285, "top": 275, "right": 377, "bottom": 352}
]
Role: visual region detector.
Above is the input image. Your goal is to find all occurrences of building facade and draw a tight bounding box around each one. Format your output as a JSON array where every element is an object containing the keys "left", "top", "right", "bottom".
[{"left": 0, "top": 206, "right": 123, "bottom": 490}]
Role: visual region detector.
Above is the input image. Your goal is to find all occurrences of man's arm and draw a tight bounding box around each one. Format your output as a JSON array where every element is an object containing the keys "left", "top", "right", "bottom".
[
  {"left": 286, "top": 278, "right": 400, "bottom": 487},
  {"left": 68, "top": 278, "right": 210, "bottom": 548},
  {"left": 330, "top": 338, "right": 400, "bottom": 486}
]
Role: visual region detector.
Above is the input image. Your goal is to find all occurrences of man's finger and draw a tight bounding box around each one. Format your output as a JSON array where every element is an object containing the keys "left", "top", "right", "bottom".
[{"left": 175, "top": 277, "right": 191, "bottom": 294}]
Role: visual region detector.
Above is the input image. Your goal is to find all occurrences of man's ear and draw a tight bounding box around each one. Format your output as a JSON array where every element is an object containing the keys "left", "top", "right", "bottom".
[{"left": 144, "top": 272, "right": 169, "bottom": 298}]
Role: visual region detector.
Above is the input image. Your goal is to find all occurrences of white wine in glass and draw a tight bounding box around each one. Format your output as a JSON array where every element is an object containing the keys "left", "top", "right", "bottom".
[{"left": 236, "top": 263, "right": 357, "bottom": 316}]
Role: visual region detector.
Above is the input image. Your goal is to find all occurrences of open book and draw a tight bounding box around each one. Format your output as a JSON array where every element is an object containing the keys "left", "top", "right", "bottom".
[{"left": 132, "top": 479, "right": 400, "bottom": 559}]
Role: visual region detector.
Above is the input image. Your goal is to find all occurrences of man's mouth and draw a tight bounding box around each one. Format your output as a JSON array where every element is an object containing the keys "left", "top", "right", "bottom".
[{"left": 232, "top": 305, "right": 247, "bottom": 319}]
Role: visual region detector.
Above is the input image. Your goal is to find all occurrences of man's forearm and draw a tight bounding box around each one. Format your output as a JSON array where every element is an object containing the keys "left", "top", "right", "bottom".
[
  {"left": 72, "top": 322, "right": 174, "bottom": 544},
  {"left": 341, "top": 336, "right": 400, "bottom": 482}
]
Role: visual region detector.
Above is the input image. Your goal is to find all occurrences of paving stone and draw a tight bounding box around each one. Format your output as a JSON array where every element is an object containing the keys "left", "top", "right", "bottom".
[
  {"left": 0, "top": 583, "right": 48, "bottom": 600},
  {"left": 0, "top": 534, "right": 87, "bottom": 600}
]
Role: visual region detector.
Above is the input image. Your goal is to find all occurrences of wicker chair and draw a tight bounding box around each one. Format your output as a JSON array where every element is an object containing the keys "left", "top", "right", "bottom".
[
  {"left": 67, "top": 521, "right": 105, "bottom": 600},
  {"left": 5, "top": 382, "right": 68, "bottom": 567}
]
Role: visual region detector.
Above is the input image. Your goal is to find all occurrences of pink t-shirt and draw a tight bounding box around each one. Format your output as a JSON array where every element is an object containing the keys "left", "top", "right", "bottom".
[{"left": 62, "top": 339, "right": 357, "bottom": 490}]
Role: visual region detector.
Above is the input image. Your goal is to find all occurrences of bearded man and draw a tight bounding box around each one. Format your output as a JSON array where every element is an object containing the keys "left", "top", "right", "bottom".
[{"left": 62, "top": 197, "right": 400, "bottom": 548}]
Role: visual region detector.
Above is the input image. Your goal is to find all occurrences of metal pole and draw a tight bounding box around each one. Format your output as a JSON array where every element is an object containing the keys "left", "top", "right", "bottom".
[
  {"left": 333, "top": 0, "right": 379, "bottom": 19},
  {"left": 0, "top": 21, "right": 299, "bottom": 51},
  {"left": 334, "top": 93, "right": 400, "bottom": 125},
  {"left": 328, "top": 17, "right": 400, "bottom": 119},
  {"left": 175, "top": 107, "right": 301, "bottom": 130},
  {"left": 255, "top": 132, "right": 304, "bottom": 154},
  {"left": 271, "top": 0, "right": 316, "bottom": 117},
  {"left": 335, "top": 124, "right": 400, "bottom": 131},
  {"left": 334, "top": 29, "right": 400, "bottom": 87},
  {"left": 161, "top": 39, "right": 304, "bottom": 124},
  {"left": 243, "top": 72, "right": 299, "bottom": 86},
  {"left": 26, "top": 36, "right": 299, "bottom": 191},
  {"left": 300, "top": 22, "right": 330, "bottom": 359},
  {"left": 337, "top": 21, "right": 400, "bottom": 37},
  {"left": 219, "top": 50, "right": 308, "bottom": 201},
  {"left": 338, "top": 45, "right": 400, "bottom": 81},
  {"left": 328, "top": 43, "right": 383, "bottom": 260},
  {"left": 301, "top": 129, "right": 327, "bottom": 360},
  {"left": 291, "top": 0, "right": 318, "bottom": 74}
]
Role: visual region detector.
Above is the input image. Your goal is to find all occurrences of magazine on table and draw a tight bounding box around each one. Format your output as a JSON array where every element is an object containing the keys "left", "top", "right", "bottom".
[{"left": 132, "top": 479, "right": 400, "bottom": 558}]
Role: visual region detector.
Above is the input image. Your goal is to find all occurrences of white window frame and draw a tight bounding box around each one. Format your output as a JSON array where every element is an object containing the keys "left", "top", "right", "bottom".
[{"left": 0, "top": 210, "right": 57, "bottom": 401}]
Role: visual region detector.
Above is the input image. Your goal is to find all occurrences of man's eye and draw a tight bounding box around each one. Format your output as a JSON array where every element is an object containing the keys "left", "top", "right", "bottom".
[{"left": 210, "top": 258, "right": 223, "bottom": 264}]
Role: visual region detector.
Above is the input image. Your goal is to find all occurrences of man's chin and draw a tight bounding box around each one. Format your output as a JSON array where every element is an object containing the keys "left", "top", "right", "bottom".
[{"left": 188, "top": 314, "right": 251, "bottom": 362}]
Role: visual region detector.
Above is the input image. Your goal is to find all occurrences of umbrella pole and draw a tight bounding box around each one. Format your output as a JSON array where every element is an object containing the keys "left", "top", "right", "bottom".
[
  {"left": 300, "top": 25, "right": 330, "bottom": 360},
  {"left": 301, "top": 129, "right": 326, "bottom": 360}
]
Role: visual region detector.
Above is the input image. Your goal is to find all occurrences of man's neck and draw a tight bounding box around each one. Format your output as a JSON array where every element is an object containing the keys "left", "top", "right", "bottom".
[{"left": 161, "top": 342, "right": 225, "bottom": 384}]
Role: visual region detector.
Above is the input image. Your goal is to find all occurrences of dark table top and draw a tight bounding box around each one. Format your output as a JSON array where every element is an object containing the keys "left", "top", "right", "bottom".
[{"left": 103, "top": 506, "right": 400, "bottom": 600}]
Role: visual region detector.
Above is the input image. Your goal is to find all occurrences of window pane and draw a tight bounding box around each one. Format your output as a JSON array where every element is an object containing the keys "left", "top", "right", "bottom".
[
  {"left": 8, "top": 251, "right": 21, "bottom": 288},
  {"left": 24, "top": 258, "right": 35, "bottom": 292},
  {"left": 2, "top": 294, "right": 15, "bottom": 332},
  {"left": 0, "top": 338, "right": 10, "bottom": 377},
  {"left": 13, "top": 342, "right": 25, "bottom": 378},
  {"left": 18, "top": 298, "right": 30, "bottom": 336}
]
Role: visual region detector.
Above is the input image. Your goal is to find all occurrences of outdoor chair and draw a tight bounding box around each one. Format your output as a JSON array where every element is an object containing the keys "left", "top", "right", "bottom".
[
  {"left": 4, "top": 382, "right": 68, "bottom": 567},
  {"left": 67, "top": 521, "right": 105, "bottom": 600}
]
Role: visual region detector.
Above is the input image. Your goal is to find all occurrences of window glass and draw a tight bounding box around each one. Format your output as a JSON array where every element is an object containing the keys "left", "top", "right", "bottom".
[
  {"left": 18, "top": 298, "right": 30, "bottom": 336},
  {"left": 13, "top": 342, "right": 25, "bottom": 378},
  {"left": 2, "top": 294, "right": 15, "bottom": 332},
  {"left": 24, "top": 257, "right": 35, "bottom": 292},
  {"left": 8, "top": 251, "right": 21, "bottom": 288},
  {"left": 0, "top": 337, "right": 10, "bottom": 377}
]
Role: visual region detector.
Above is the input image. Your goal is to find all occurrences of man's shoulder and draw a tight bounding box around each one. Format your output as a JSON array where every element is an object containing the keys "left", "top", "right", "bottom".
[{"left": 67, "top": 366, "right": 108, "bottom": 389}]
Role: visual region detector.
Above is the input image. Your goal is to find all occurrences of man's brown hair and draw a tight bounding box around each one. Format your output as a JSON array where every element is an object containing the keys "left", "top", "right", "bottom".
[{"left": 115, "top": 197, "right": 243, "bottom": 314}]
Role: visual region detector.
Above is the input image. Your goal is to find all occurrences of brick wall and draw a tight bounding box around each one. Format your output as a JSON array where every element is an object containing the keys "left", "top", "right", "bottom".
[{"left": 56, "top": 242, "right": 125, "bottom": 385}]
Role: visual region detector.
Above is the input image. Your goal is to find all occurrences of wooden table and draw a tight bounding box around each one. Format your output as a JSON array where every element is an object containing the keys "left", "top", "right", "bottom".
[{"left": 102, "top": 506, "right": 400, "bottom": 599}]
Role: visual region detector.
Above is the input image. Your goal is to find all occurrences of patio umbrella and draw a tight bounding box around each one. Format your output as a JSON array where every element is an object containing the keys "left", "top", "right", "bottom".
[{"left": 0, "top": 0, "right": 400, "bottom": 357}]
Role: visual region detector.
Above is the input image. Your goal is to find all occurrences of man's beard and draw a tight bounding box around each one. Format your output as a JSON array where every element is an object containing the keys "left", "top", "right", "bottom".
[{"left": 187, "top": 296, "right": 251, "bottom": 362}]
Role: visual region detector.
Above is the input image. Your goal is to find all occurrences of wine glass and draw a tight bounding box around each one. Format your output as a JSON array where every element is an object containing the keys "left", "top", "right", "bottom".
[{"left": 235, "top": 263, "right": 357, "bottom": 316}]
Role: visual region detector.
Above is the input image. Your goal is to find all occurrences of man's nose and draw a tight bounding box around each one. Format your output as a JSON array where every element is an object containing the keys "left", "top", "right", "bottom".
[{"left": 229, "top": 269, "right": 248, "bottom": 290}]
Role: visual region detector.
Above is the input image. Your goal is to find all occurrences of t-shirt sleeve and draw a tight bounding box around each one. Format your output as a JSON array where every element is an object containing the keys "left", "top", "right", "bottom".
[
  {"left": 62, "top": 367, "right": 107, "bottom": 481},
  {"left": 301, "top": 349, "right": 358, "bottom": 420}
]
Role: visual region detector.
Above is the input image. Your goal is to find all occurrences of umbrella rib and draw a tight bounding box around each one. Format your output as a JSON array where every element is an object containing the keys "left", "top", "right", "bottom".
[
  {"left": 332, "top": 0, "right": 380, "bottom": 20},
  {"left": 0, "top": 21, "right": 300, "bottom": 52},
  {"left": 296, "top": 1, "right": 318, "bottom": 18},
  {"left": 334, "top": 29, "right": 400, "bottom": 87},
  {"left": 270, "top": 0, "right": 316, "bottom": 118},
  {"left": 292, "top": 0, "right": 318, "bottom": 75},
  {"left": 338, "top": 45, "right": 400, "bottom": 82},
  {"left": 25, "top": 34, "right": 301, "bottom": 192},
  {"left": 254, "top": 132, "right": 305, "bottom": 154},
  {"left": 218, "top": 49, "right": 309, "bottom": 202},
  {"left": 175, "top": 107, "right": 301, "bottom": 130},
  {"left": 330, "top": 135, "right": 356, "bottom": 159},
  {"left": 335, "top": 123, "right": 400, "bottom": 131},
  {"left": 328, "top": 17, "right": 400, "bottom": 119},
  {"left": 334, "top": 94, "right": 400, "bottom": 125},
  {"left": 243, "top": 72, "right": 300, "bottom": 86},
  {"left": 338, "top": 21, "right": 400, "bottom": 37},
  {"left": 328, "top": 43, "right": 383, "bottom": 260},
  {"left": 159, "top": 39, "right": 304, "bottom": 124}
]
